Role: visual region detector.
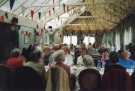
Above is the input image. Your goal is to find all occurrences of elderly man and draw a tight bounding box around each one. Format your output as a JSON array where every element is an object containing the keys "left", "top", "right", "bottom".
[
  {"left": 52, "top": 50, "right": 70, "bottom": 76},
  {"left": 74, "top": 55, "right": 96, "bottom": 76},
  {"left": 117, "top": 51, "right": 135, "bottom": 69}
]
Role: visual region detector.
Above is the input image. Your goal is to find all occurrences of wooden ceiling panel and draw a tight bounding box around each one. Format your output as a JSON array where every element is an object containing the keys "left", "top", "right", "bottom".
[{"left": 63, "top": 0, "right": 135, "bottom": 33}]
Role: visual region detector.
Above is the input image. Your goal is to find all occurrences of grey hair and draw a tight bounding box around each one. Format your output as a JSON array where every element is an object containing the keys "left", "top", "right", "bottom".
[
  {"left": 83, "top": 55, "right": 95, "bottom": 67},
  {"left": 52, "top": 50, "right": 65, "bottom": 62},
  {"left": 10, "top": 48, "right": 21, "bottom": 57}
]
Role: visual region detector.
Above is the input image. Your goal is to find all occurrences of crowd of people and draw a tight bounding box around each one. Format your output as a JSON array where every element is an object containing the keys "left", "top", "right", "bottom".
[{"left": 2, "top": 43, "right": 135, "bottom": 91}]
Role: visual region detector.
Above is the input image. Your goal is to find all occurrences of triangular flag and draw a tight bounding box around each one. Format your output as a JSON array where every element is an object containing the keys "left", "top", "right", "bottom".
[
  {"left": 36, "top": 25, "right": 39, "bottom": 29},
  {"left": 63, "top": 4, "right": 66, "bottom": 13},
  {"left": 53, "top": 8, "right": 55, "bottom": 14},
  {"left": 49, "top": 10, "right": 51, "bottom": 16},
  {"left": 0, "top": 16, "right": 4, "bottom": 22},
  {"left": 58, "top": 16, "right": 60, "bottom": 20},
  {"left": 53, "top": 0, "right": 55, "bottom": 4},
  {"left": 5, "top": 12, "right": 8, "bottom": 19},
  {"left": 38, "top": 12, "right": 41, "bottom": 20},
  {"left": 67, "top": 5, "right": 69, "bottom": 12},
  {"left": 31, "top": 10, "right": 34, "bottom": 20},
  {"left": 10, "top": 0, "right": 15, "bottom": 10}
]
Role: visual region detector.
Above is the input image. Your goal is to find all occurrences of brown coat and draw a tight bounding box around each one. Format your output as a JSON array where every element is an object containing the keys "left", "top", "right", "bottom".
[{"left": 46, "top": 66, "right": 70, "bottom": 91}]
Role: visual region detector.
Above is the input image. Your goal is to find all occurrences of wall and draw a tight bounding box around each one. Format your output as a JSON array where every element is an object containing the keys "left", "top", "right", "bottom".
[
  {"left": 0, "top": 10, "right": 65, "bottom": 48},
  {"left": 0, "top": 10, "right": 38, "bottom": 28},
  {"left": 102, "top": 14, "right": 135, "bottom": 51},
  {"left": 19, "top": 26, "right": 35, "bottom": 49},
  {"left": 0, "top": 10, "right": 39, "bottom": 48}
]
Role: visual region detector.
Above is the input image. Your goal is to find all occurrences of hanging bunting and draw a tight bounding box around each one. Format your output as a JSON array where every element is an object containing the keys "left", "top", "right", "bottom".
[
  {"left": 58, "top": 16, "right": 60, "bottom": 20},
  {"left": 10, "top": 0, "right": 15, "bottom": 10},
  {"left": 25, "top": 31, "right": 28, "bottom": 36},
  {"left": 49, "top": 10, "right": 51, "bottom": 16},
  {"left": 38, "top": 12, "right": 41, "bottom": 20},
  {"left": 31, "top": 10, "right": 34, "bottom": 20},
  {"left": 53, "top": 8, "right": 55, "bottom": 14},
  {"left": 63, "top": 4, "right": 66, "bottom": 12},
  {"left": 41, "top": 29, "right": 44, "bottom": 33},
  {"left": 0, "top": 16, "right": 4, "bottom": 22},
  {"left": 27, "top": 32, "right": 31, "bottom": 37},
  {"left": 36, "top": 25, "right": 39, "bottom": 29},
  {"left": 5, "top": 12, "right": 8, "bottom": 19},
  {"left": 41, "top": 29, "right": 44, "bottom": 36},
  {"left": 67, "top": 5, "right": 69, "bottom": 12},
  {"left": 35, "top": 31, "right": 39, "bottom": 36},
  {"left": 59, "top": 0, "right": 60, "bottom": 7},
  {"left": 53, "top": 0, "right": 55, "bottom": 4},
  {"left": 21, "top": 31, "right": 24, "bottom": 35}
]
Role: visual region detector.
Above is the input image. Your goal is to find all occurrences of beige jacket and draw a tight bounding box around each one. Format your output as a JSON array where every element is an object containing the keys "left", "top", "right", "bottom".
[{"left": 46, "top": 66, "right": 70, "bottom": 91}]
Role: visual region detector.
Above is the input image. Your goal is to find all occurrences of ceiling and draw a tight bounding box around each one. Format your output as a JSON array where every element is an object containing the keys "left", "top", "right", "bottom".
[
  {"left": 0, "top": 0, "right": 82, "bottom": 23},
  {"left": 0, "top": 0, "right": 135, "bottom": 32},
  {"left": 64, "top": 0, "right": 135, "bottom": 32}
]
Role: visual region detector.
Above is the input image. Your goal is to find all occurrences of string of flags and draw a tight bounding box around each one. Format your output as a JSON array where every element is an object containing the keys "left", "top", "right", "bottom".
[
  {"left": 21, "top": 29, "right": 44, "bottom": 37},
  {"left": 2, "top": 0, "right": 80, "bottom": 24},
  {"left": 10, "top": 0, "right": 15, "bottom": 10},
  {"left": 21, "top": 31, "right": 32, "bottom": 37}
]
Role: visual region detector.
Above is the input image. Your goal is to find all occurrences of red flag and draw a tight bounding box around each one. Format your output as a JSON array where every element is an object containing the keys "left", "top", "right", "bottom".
[
  {"left": 0, "top": 16, "right": 4, "bottom": 22},
  {"left": 31, "top": 10, "right": 34, "bottom": 20},
  {"left": 49, "top": 10, "right": 51, "bottom": 16}
]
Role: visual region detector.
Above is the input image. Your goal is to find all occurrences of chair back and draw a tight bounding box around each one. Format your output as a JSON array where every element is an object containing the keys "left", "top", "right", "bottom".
[
  {"left": 13, "top": 67, "right": 45, "bottom": 91},
  {"left": 131, "top": 71, "right": 135, "bottom": 91},
  {"left": 105, "top": 64, "right": 126, "bottom": 72},
  {"left": 70, "top": 74, "right": 76, "bottom": 91},
  {"left": 102, "top": 69, "right": 132, "bottom": 91},
  {"left": 78, "top": 69, "right": 101, "bottom": 91},
  {"left": 0, "top": 65, "right": 11, "bottom": 91}
]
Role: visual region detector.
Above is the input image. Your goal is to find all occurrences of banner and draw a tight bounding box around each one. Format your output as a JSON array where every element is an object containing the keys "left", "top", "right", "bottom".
[
  {"left": 31, "top": 10, "right": 34, "bottom": 20},
  {"left": 53, "top": 8, "right": 55, "bottom": 14},
  {"left": 5, "top": 12, "right": 8, "bottom": 19},
  {"left": 10, "top": 0, "right": 15, "bottom": 10},
  {"left": 38, "top": 12, "right": 41, "bottom": 20},
  {"left": 63, "top": 4, "right": 66, "bottom": 12},
  {"left": 49, "top": 10, "right": 51, "bottom": 16},
  {"left": 0, "top": 16, "right": 4, "bottom": 22}
]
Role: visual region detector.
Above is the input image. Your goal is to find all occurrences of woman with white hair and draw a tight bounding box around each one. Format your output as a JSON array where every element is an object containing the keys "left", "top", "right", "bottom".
[{"left": 73, "top": 55, "right": 96, "bottom": 76}]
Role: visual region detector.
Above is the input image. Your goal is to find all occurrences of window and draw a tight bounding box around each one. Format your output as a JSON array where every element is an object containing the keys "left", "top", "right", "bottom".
[
  {"left": 115, "top": 33, "right": 120, "bottom": 51},
  {"left": 83, "top": 36, "right": 95, "bottom": 45},
  {"left": 124, "top": 27, "right": 132, "bottom": 47},
  {"left": 63, "top": 36, "right": 77, "bottom": 45}
]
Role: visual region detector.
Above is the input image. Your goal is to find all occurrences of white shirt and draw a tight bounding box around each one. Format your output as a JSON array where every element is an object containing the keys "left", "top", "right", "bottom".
[
  {"left": 77, "top": 56, "right": 84, "bottom": 66},
  {"left": 64, "top": 54, "right": 74, "bottom": 66}
]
